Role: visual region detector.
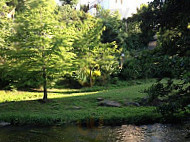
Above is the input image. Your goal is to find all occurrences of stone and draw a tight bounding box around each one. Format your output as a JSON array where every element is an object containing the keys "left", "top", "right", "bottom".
[
  {"left": 72, "top": 106, "right": 81, "bottom": 110},
  {"left": 99, "top": 100, "right": 121, "bottom": 107},
  {"left": 0, "top": 122, "right": 11, "bottom": 127},
  {"left": 97, "top": 98, "right": 104, "bottom": 101},
  {"left": 125, "top": 102, "right": 140, "bottom": 107}
]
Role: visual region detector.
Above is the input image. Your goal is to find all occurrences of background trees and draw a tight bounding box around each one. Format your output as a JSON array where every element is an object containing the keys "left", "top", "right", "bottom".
[
  {"left": 122, "top": 0, "right": 190, "bottom": 117},
  {"left": 96, "top": 8, "right": 127, "bottom": 49}
]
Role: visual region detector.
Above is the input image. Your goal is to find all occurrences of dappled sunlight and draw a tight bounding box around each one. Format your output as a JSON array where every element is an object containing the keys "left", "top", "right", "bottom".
[
  {"left": 0, "top": 81, "right": 153, "bottom": 104},
  {"left": 48, "top": 91, "right": 99, "bottom": 99},
  {"left": 0, "top": 90, "right": 100, "bottom": 104}
]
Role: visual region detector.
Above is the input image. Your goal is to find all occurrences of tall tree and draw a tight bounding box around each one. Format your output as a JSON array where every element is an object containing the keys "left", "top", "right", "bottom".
[
  {"left": 0, "top": 0, "right": 14, "bottom": 89},
  {"left": 11, "top": 0, "right": 74, "bottom": 101}
]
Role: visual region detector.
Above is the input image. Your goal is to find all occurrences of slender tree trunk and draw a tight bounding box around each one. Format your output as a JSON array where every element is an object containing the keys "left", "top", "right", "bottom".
[
  {"left": 89, "top": 69, "right": 93, "bottom": 87},
  {"left": 42, "top": 66, "right": 47, "bottom": 102},
  {"left": 40, "top": 12, "right": 47, "bottom": 102}
]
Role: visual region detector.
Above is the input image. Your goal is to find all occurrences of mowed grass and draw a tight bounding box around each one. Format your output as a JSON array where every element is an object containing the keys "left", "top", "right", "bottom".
[{"left": 0, "top": 80, "right": 161, "bottom": 126}]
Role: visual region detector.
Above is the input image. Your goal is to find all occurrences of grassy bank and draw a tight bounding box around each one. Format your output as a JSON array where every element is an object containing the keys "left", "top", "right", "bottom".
[{"left": 0, "top": 80, "right": 162, "bottom": 126}]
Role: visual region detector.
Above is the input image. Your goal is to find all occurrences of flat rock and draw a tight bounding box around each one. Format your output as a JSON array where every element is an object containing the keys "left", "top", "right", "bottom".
[
  {"left": 125, "top": 102, "right": 140, "bottom": 107},
  {"left": 72, "top": 106, "right": 81, "bottom": 110},
  {"left": 99, "top": 100, "right": 121, "bottom": 107},
  {"left": 0, "top": 122, "right": 11, "bottom": 127},
  {"left": 97, "top": 98, "right": 104, "bottom": 101}
]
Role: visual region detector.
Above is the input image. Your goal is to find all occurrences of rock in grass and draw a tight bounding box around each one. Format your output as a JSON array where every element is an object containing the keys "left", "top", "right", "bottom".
[
  {"left": 124, "top": 102, "right": 140, "bottom": 107},
  {"left": 0, "top": 122, "right": 11, "bottom": 127},
  {"left": 72, "top": 106, "right": 81, "bottom": 110},
  {"left": 99, "top": 100, "right": 121, "bottom": 107},
  {"left": 97, "top": 98, "right": 104, "bottom": 101}
]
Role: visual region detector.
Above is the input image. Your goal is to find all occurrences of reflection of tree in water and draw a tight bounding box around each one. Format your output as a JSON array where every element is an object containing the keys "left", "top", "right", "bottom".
[{"left": 77, "top": 117, "right": 106, "bottom": 141}]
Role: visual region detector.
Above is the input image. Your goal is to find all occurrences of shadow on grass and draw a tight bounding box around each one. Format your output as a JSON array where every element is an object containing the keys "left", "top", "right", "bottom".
[
  {"left": 0, "top": 89, "right": 100, "bottom": 105},
  {"left": 28, "top": 87, "right": 106, "bottom": 95}
]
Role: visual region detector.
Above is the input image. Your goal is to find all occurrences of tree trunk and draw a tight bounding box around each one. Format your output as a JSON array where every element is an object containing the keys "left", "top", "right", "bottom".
[
  {"left": 42, "top": 66, "right": 47, "bottom": 102},
  {"left": 89, "top": 69, "right": 93, "bottom": 87}
]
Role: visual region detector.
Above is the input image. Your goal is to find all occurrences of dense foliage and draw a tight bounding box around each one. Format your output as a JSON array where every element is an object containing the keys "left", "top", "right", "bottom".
[
  {"left": 145, "top": 78, "right": 190, "bottom": 120},
  {"left": 121, "top": 0, "right": 190, "bottom": 79},
  {"left": 0, "top": 0, "right": 14, "bottom": 89},
  {"left": 125, "top": 0, "right": 190, "bottom": 117},
  {"left": 0, "top": 0, "right": 120, "bottom": 101},
  {"left": 96, "top": 8, "right": 127, "bottom": 49}
]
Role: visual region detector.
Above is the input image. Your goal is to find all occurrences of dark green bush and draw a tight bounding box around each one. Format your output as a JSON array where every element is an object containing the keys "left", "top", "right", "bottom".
[
  {"left": 56, "top": 74, "right": 82, "bottom": 89},
  {"left": 145, "top": 78, "right": 190, "bottom": 118},
  {"left": 119, "top": 52, "right": 190, "bottom": 80}
]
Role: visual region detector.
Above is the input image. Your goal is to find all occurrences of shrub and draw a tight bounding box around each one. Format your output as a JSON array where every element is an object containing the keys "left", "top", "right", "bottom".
[
  {"left": 119, "top": 51, "right": 190, "bottom": 80},
  {"left": 55, "top": 74, "right": 82, "bottom": 89},
  {"left": 144, "top": 78, "right": 190, "bottom": 118}
]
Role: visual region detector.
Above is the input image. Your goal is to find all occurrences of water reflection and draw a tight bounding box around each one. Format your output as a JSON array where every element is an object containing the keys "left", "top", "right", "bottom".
[{"left": 0, "top": 123, "right": 189, "bottom": 142}]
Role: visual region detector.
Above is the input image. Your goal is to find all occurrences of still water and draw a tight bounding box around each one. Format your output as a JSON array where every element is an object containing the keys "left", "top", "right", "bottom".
[{"left": 0, "top": 123, "right": 189, "bottom": 142}]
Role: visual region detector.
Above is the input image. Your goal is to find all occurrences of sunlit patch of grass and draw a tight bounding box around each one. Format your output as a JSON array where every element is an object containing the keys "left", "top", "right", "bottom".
[{"left": 0, "top": 90, "right": 99, "bottom": 103}]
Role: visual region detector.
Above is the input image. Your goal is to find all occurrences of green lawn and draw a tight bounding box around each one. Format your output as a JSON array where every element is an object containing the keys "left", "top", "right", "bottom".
[{"left": 0, "top": 80, "right": 161, "bottom": 126}]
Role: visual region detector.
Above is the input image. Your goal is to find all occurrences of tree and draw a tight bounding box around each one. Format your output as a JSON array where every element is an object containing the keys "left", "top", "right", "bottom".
[
  {"left": 124, "top": 19, "right": 144, "bottom": 50},
  {"left": 96, "top": 8, "right": 127, "bottom": 49},
  {"left": 127, "top": 0, "right": 190, "bottom": 55},
  {"left": 10, "top": 0, "right": 74, "bottom": 101},
  {"left": 156, "top": 0, "right": 190, "bottom": 56},
  {"left": 72, "top": 16, "right": 120, "bottom": 86},
  {"left": 0, "top": 0, "right": 14, "bottom": 89},
  {"left": 126, "top": 3, "right": 159, "bottom": 49}
]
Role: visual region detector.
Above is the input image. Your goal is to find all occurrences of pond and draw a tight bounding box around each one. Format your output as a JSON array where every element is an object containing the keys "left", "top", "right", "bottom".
[{"left": 0, "top": 123, "right": 189, "bottom": 142}]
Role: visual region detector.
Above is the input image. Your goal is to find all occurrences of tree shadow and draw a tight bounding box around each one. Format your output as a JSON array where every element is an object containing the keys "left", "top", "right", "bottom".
[
  {"left": 29, "top": 88, "right": 105, "bottom": 95},
  {"left": 0, "top": 89, "right": 101, "bottom": 105}
]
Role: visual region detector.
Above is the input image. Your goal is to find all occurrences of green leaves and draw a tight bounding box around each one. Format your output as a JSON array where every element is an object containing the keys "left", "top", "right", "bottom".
[
  {"left": 71, "top": 16, "right": 120, "bottom": 86},
  {"left": 1, "top": 0, "right": 76, "bottom": 92},
  {"left": 96, "top": 8, "right": 126, "bottom": 48},
  {"left": 145, "top": 78, "right": 190, "bottom": 117},
  {"left": 0, "top": 0, "right": 121, "bottom": 91}
]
